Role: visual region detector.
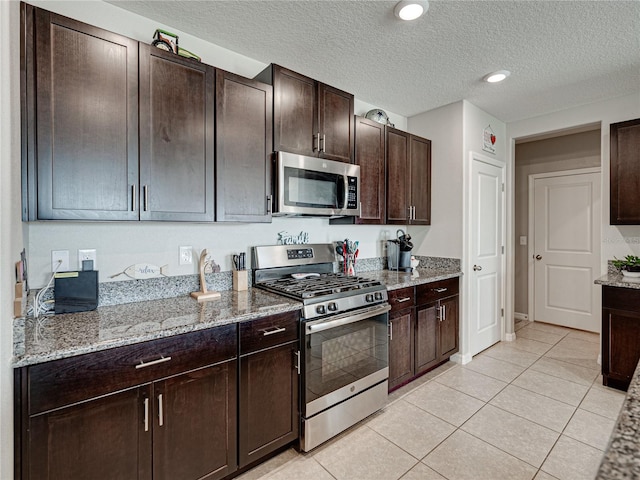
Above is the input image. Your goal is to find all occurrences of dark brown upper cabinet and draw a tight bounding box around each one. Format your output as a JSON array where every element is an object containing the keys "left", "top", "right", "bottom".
[
  {"left": 354, "top": 116, "right": 386, "bottom": 224},
  {"left": 22, "top": 6, "right": 139, "bottom": 221},
  {"left": 139, "top": 44, "right": 215, "bottom": 222},
  {"left": 386, "top": 127, "right": 431, "bottom": 225},
  {"left": 255, "top": 64, "right": 354, "bottom": 163},
  {"left": 610, "top": 118, "right": 640, "bottom": 225},
  {"left": 215, "top": 70, "right": 273, "bottom": 223}
]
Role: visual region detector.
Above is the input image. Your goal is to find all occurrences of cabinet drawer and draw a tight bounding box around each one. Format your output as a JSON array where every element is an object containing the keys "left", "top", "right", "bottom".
[
  {"left": 416, "top": 277, "right": 459, "bottom": 305},
  {"left": 240, "top": 311, "right": 299, "bottom": 355},
  {"left": 28, "top": 324, "right": 237, "bottom": 414},
  {"left": 388, "top": 287, "right": 415, "bottom": 312},
  {"left": 603, "top": 286, "right": 640, "bottom": 311}
]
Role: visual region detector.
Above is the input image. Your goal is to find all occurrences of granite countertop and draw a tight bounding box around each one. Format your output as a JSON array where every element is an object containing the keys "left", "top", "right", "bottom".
[
  {"left": 13, "top": 267, "right": 462, "bottom": 368},
  {"left": 595, "top": 272, "right": 640, "bottom": 290},
  {"left": 598, "top": 360, "right": 640, "bottom": 479}
]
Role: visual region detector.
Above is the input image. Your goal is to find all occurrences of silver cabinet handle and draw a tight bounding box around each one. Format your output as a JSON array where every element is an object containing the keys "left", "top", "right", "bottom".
[
  {"left": 441, "top": 305, "right": 446, "bottom": 321},
  {"left": 395, "top": 297, "right": 412, "bottom": 303},
  {"left": 407, "top": 206, "right": 412, "bottom": 219},
  {"left": 158, "top": 393, "right": 164, "bottom": 427},
  {"left": 434, "top": 288, "right": 447, "bottom": 293},
  {"left": 143, "top": 397, "right": 149, "bottom": 432},
  {"left": 294, "top": 350, "right": 301, "bottom": 375},
  {"left": 473, "top": 265, "right": 483, "bottom": 271},
  {"left": 321, "top": 134, "right": 326, "bottom": 152},
  {"left": 263, "top": 326, "right": 286, "bottom": 336},
  {"left": 389, "top": 321, "right": 393, "bottom": 341},
  {"left": 131, "top": 185, "right": 136, "bottom": 212},
  {"left": 315, "top": 132, "right": 320, "bottom": 152},
  {"left": 135, "top": 356, "right": 172, "bottom": 369},
  {"left": 143, "top": 185, "right": 149, "bottom": 212}
]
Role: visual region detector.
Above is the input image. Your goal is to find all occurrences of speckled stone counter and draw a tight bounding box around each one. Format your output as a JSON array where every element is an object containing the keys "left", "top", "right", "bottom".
[
  {"left": 597, "top": 360, "right": 640, "bottom": 479},
  {"left": 13, "top": 264, "right": 462, "bottom": 368},
  {"left": 13, "top": 289, "right": 301, "bottom": 367},
  {"left": 596, "top": 273, "right": 640, "bottom": 290},
  {"left": 364, "top": 268, "right": 462, "bottom": 290}
]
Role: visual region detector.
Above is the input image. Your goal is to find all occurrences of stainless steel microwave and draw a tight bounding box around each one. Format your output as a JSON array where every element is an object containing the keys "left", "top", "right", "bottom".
[{"left": 273, "top": 152, "right": 360, "bottom": 217}]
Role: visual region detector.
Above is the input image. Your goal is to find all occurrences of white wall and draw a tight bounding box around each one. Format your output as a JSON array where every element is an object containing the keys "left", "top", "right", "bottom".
[
  {"left": 407, "top": 101, "right": 464, "bottom": 258},
  {"left": 19, "top": 0, "right": 408, "bottom": 288},
  {"left": 1, "top": 2, "right": 24, "bottom": 477}
]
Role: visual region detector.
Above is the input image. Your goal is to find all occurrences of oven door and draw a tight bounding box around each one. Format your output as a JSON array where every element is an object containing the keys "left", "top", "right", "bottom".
[
  {"left": 302, "top": 303, "right": 390, "bottom": 417},
  {"left": 274, "top": 151, "right": 360, "bottom": 216}
]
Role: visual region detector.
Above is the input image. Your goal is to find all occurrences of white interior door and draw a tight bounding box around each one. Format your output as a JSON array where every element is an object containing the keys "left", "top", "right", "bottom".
[
  {"left": 532, "top": 171, "right": 601, "bottom": 332},
  {"left": 469, "top": 156, "right": 504, "bottom": 356}
]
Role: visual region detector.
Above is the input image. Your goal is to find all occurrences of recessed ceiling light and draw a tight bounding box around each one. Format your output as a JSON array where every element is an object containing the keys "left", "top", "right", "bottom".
[
  {"left": 484, "top": 70, "right": 511, "bottom": 83},
  {"left": 394, "top": 1, "right": 429, "bottom": 21}
]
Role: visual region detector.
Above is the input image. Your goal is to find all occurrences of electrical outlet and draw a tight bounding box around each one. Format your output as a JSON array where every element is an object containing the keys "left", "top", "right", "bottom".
[
  {"left": 78, "top": 249, "right": 97, "bottom": 269},
  {"left": 179, "top": 246, "right": 193, "bottom": 265},
  {"left": 51, "top": 250, "right": 69, "bottom": 272}
]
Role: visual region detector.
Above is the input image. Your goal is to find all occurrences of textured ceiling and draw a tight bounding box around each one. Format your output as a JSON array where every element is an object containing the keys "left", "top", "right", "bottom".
[{"left": 107, "top": 0, "right": 640, "bottom": 122}]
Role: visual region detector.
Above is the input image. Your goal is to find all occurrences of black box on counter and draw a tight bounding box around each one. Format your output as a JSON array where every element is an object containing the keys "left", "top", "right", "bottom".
[{"left": 54, "top": 271, "right": 99, "bottom": 314}]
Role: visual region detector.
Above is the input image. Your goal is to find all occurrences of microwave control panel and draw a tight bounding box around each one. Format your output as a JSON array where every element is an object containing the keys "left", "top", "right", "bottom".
[{"left": 347, "top": 176, "right": 358, "bottom": 210}]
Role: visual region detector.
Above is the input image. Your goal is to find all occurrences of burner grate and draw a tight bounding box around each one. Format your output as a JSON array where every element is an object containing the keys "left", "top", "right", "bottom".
[{"left": 260, "top": 273, "right": 382, "bottom": 299}]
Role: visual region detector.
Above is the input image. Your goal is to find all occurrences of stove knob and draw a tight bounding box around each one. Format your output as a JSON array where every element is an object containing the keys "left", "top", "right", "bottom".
[
  {"left": 374, "top": 292, "right": 383, "bottom": 301},
  {"left": 328, "top": 302, "right": 338, "bottom": 312},
  {"left": 365, "top": 294, "right": 374, "bottom": 303},
  {"left": 316, "top": 305, "right": 326, "bottom": 315}
]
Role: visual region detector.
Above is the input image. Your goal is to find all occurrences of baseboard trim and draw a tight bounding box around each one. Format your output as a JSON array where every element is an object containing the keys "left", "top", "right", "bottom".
[
  {"left": 450, "top": 352, "right": 472, "bottom": 365},
  {"left": 505, "top": 332, "right": 516, "bottom": 341},
  {"left": 514, "top": 312, "right": 529, "bottom": 321}
]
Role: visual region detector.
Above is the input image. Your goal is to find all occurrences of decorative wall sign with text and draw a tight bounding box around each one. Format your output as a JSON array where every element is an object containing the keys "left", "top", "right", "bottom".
[
  {"left": 278, "top": 231, "right": 310, "bottom": 245},
  {"left": 483, "top": 124, "right": 497, "bottom": 154}
]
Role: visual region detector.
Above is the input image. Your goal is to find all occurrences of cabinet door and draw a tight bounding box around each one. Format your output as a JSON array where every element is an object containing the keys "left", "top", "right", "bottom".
[
  {"left": 33, "top": 9, "right": 139, "bottom": 220},
  {"left": 409, "top": 135, "right": 431, "bottom": 225},
  {"left": 439, "top": 296, "right": 459, "bottom": 360},
  {"left": 415, "top": 303, "right": 439, "bottom": 375},
  {"left": 386, "top": 127, "right": 410, "bottom": 224},
  {"left": 602, "top": 308, "right": 640, "bottom": 390},
  {"left": 153, "top": 362, "right": 237, "bottom": 480},
  {"left": 610, "top": 118, "right": 640, "bottom": 225},
  {"left": 139, "top": 44, "right": 215, "bottom": 221},
  {"left": 216, "top": 70, "right": 273, "bottom": 222},
  {"left": 389, "top": 308, "right": 414, "bottom": 391},
  {"left": 29, "top": 386, "right": 151, "bottom": 480},
  {"left": 239, "top": 342, "right": 299, "bottom": 467},
  {"left": 354, "top": 116, "right": 386, "bottom": 224},
  {"left": 318, "top": 83, "right": 354, "bottom": 163},
  {"left": 272, "top": 66, "right": 317, "bottom": 156}
]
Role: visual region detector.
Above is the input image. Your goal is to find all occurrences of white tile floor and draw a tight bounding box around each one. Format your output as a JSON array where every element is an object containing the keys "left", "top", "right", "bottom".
[{"left": 238, "top": 321, "right": 626, "bottom": 480}]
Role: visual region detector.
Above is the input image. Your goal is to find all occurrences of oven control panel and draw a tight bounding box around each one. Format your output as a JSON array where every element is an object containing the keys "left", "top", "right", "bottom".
[
  {"left": 287, "top": 248, "right": 314, "bottom": 260},
  {"left": 304, "top": 289, "right": 389, "bottom": 320}
]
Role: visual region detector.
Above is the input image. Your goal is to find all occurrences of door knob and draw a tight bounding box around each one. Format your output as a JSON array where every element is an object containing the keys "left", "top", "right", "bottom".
[
  {"left": 473, "top": 265, "right": 482, "bottom": 271},
  {"left": 535, "top": 255, "right": 542, "bottom": 260}
]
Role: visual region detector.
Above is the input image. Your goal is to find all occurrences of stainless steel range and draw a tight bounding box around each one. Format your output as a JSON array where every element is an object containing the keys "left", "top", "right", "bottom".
[{"left": 253, "top": 244, "right": 390, "bottom": 452}]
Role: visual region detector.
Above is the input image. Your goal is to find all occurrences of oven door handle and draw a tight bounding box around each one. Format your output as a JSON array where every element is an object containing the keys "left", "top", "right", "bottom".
[{"left": 306, "top": 304, "right": 391, "bottom": 334}]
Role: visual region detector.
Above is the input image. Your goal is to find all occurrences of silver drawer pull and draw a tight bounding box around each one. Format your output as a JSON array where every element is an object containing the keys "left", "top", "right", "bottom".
[
  {"left": 135, "top": 356, "right": 172, "bottom": 369},
  {"left": 263, "top": 326, "right": 286, "bottom": 336},
  {"left": 434, "top": 288, "right": 448, "bottom": 293},
  {"left": 395, "top": 297, "right": 412, "bottom": 303}
]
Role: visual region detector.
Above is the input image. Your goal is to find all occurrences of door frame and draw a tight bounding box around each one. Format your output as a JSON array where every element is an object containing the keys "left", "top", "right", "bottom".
[
  {"left": 527, "top": 167, "right": 601, "bottom": 323},
  {"left": 459, "top": 151, "right": 507, "bottom": 363}
]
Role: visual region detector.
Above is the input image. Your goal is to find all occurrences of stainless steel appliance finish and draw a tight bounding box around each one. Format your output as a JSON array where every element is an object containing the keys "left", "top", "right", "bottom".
[
  {"left": 252, "top": 243, "right": 390, "bottom": 452},
  {"left": 273, "top": 151, "right": 360, "bottom": 217}
]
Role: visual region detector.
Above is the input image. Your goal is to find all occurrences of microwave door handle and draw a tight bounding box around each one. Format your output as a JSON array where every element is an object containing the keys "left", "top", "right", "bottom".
[{"left": 336, "top": 175, "right": 346, "bottom": 209}]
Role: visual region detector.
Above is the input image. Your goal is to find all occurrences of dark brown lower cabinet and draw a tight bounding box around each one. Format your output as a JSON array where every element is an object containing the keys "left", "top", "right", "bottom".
[
  {"left": 602, "top": 286, "right": 640, "bottom": 391},
  {"left": 388, "top": 307, "right": 414, "bottom": 390},
  {"left": 28, "top": 387, "right": 151, "bottom": 480},
  {"left": 388, "top": 278, "right": 459, "bottom": 392},
  {"left": 153, "top": 363, "right": 237, "bottom": 480},
  {"left": 239, "top": 342, "right": 299, "bottom": 468}
]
